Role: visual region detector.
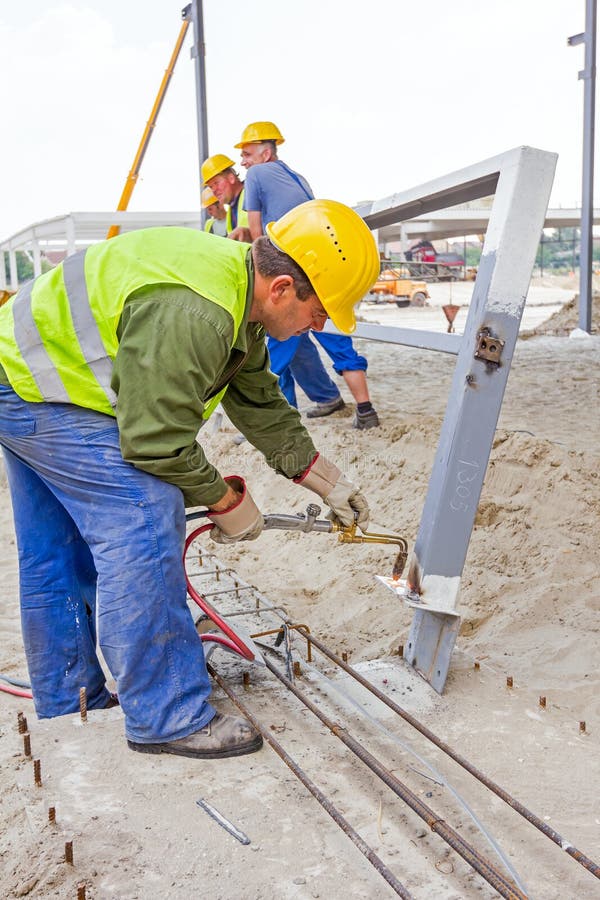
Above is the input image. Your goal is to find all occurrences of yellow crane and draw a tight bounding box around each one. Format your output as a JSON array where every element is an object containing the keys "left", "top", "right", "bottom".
[{"left": 106, "top": 14, "right": 191, "bottom": 239}]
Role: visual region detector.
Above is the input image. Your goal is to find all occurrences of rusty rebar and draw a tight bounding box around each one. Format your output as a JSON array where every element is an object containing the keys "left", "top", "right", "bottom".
[
  {"left": 17, "top": 711, "right": 28, "bottom": 734},
  {"left": 64, "top": 841, "right": 73, "bottom": 865},
  {"left": 79, "top": 687, "right": 87, "bottom": 723},
  {"left": 33, "top": 759, "right": 42, "bottom": 787},
  {"left": 77, "top": 884, "right": 86, "bottom": 900},
  {"left": 300, "top": 629, "right": 600, "bottom": 881},
  {"left": 48, "top": 806, "right": 56, "bottom": 824},
  {"left": 23, "top": 733, "right": 31, "bottom": 758},
  {"left": 264, "top": 655, "right": 523, "bottom": 900},
  {"left": 207, "top": 663, "right": 413, "bottom": 899},
  {"left": 251, "top": 624, "right": 313, "bottom": 662}
]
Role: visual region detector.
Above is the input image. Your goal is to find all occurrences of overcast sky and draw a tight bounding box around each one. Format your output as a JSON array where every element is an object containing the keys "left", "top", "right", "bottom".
[{"left": 0, "top": 0, "right": 597, "bottom": 238}]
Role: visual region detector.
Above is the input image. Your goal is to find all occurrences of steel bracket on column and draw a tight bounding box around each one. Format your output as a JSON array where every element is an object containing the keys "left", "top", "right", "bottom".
[{"left": 361, "top": 146, "right": 557, "bottom": 692}]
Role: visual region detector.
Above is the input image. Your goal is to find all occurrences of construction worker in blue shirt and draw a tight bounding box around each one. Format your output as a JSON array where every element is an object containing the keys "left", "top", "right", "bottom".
[
  {"left": 237, "top": 121, "right": 380, "bottom": 429},
  {"left": 201, "top": 154, "right": 249, "bottom": 241},
  {"left": 0, "top": 201, "right": 379, "bottom": 761},
  {"left": 202, "top": 186, "right": 228, "bottom": 237}
]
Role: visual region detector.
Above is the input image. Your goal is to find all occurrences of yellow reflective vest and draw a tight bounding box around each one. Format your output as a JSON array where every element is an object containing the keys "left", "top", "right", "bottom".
[
  {"left": 0, "top": 227, "right": 249, "bottom": 419},
  {"left": 225, "top": 188, "right": 249, "bottom": 234}
]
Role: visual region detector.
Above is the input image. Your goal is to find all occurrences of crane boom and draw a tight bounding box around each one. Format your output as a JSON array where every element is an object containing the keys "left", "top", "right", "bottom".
[{"left": 106, "top": 16, "right": 191, "bottom": 239}]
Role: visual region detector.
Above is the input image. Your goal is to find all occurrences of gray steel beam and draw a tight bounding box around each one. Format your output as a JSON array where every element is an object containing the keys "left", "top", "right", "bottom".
[
  {"left": 187, "top": 1, "right": 209, "bottom": 211},
  {"left": 323, "top": 320, "right": 461, "bottom": 355},
  {"left": 574, "top": 0, "right": 596, "bottom": 332},
  {"left": 359, "top": 154, "right": 504, "bottom": 229},
  {"left": 401, "top": 147, "right": 557, "bottom": 692}
]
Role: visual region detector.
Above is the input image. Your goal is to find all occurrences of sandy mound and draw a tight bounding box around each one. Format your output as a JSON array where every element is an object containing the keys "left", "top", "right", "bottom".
[{"left": 522, "top": 291, "right": 600, "bottom": 336}]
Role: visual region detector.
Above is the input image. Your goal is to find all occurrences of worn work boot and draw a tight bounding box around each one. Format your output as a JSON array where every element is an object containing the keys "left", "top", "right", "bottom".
[
  {"left": 104, "top": 692, "right": 120, "bottom": 709},
  {"left": 306, "top": 396, "right": 345, "bottom": 418},
  {"left": 126, "top": 712, "right": 263, "bottom": 759},
  {"left": 352, "top": 407, "right": 380, "bottom": 429}
]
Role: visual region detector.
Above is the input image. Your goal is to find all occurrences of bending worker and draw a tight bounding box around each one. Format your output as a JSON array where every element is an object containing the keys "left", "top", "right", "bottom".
[
  {"left": 202, "top": 186, "right": 228, "bottom": 237},
  {"left": 238, "top": 120, "right": 380, "bottom": 429},
  {"left": 0, "top": 200, "right": 379, "bottom": 762},
  {"left": 201, "top": 153, "right": 249, "bottom": 241}
]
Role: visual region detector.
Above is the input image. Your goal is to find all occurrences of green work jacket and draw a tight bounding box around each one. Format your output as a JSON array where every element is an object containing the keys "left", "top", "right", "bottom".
[{"left": 0, "top": 227, "right": 316, "bottom": 506}]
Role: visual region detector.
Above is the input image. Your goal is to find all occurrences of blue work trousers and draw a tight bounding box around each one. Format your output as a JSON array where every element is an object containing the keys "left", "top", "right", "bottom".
[
  {"left": 268, "top": 333, "right": 338, "bottom": 407},
  {"left": 0, "top": 385, "right": 214, "bottom": 743},
  {"left": 268, "top": 333, "right": 367, "bottom": 406}
]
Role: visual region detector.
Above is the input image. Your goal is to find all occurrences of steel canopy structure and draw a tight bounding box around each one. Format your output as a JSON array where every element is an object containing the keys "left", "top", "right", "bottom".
[
  {"left": 2, "top": 204, "right": 596, "bottom": 291},
  {"left": 330, "top": 145, "right": 558, "bottom": 692}
]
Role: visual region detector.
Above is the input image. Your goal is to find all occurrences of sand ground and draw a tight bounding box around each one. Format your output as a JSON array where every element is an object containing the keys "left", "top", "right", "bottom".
[{"left": 0, "top": 279, "right": 599, "bottom": 899}]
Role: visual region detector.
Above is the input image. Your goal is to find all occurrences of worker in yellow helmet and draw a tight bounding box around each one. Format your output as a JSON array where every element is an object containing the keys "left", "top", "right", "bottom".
[
  {"left": 237, "top": 120, "right": 381, "bottom": 429},
  {"left": 0, "top": 199, "right": 379, "bottom": 763},
  {"left": 201, "top": 187, "right": 228, "bottom": 237},
  {"left": 201, "top": 154, "right": 249, "bottom": 240}
]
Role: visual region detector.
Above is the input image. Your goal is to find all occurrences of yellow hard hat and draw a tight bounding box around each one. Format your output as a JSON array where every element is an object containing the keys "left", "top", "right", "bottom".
[
  {"left": 234, "top": 121, "right": 285, "bottom": 149},
  {"left": 201, "top": 153, "right": 235, "bottom": 184},
  {"left": 266, "top": 199, "right": 380, "bottom": 335},
  {"left": 201, "top": 187, "right": 218, "bottom": 208}
]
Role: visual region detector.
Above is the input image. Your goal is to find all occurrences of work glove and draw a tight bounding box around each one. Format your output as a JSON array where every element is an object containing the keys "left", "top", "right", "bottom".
[
  {"left": 207, "top": 476, "right": 264, "bottom": 544},
  {"left": 294, "top": 453, "right": 370, "bottom": 530}
]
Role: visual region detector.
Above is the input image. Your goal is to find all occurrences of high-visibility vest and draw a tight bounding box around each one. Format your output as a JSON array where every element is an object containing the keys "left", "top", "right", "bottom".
[
  {"left": 225, "top": 188, "right": 249, "bottom": 234},
  {"left": 205, "top": 217, "right": 228, "bottom": 238},
  {"left": 0, "top": 227, "right": 250, "bottom": 419}
]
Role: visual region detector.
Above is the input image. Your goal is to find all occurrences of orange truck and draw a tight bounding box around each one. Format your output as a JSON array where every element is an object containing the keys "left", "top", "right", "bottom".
[{"left": 367, "top": 268, "right": 430, "bottom": 307}]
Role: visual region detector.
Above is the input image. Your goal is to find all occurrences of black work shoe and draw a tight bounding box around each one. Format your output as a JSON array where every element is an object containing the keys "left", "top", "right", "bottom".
[
  {"left": 104, "top": 692, "right": 120, "bottom": 709},
  {"left": 352, "top": 408, "right": 380, "bottom": 429},
  {"left": 126, "top": 712, "right": 263, "bottom": 759},
  {"left": 306, "top": 396, "right": 345, "bottom": 418}
]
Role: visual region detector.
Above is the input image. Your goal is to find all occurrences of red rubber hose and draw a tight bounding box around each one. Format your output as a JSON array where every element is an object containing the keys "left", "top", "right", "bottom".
[
  {"left": 0, "top": 683, "right": 33, "bottom": 699},
  {"left": 184, "top": 524, "right": 254, "bottom": 661}
]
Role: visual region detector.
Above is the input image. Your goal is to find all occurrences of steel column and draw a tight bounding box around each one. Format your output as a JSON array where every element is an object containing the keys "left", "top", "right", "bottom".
[
  {"left": 9, "top": 250, "right": 17, "bottom": 290},
  {"left": 568, "top": 2, "right": 597, "bottom": 332},
  {"left": 402, "top": 148, "right": 557, "bottom": 691},
  {"left": 579, "top": 0, "right": 596, "bottom": 332},
  {"left": 32, "top": 242, "right": 42, "bottom": 278},
  {"left": 188, "top": 0, "right": 209, "bottom": 210},
  {"left": 65, "top": 216, "right": 76, "bottom": 257}
]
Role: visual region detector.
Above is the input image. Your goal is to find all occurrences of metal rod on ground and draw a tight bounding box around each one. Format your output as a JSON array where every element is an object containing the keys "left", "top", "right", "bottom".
[
  {"left": 207, "top": 664, "right": 413, "bottom": 899},
  {"left": 301, "top": 630, "right": 600, "bottom": 881},
  {"left": 263, "top": 656, "right": 524, "bottom": 900}
]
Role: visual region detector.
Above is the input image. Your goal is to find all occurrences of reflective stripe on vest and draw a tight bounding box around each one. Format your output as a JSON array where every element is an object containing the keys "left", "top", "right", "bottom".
[
  {"left": 63, "top": 251, "right": 118, "bottom": 408},
  {"left": 12, "top": 278, "right": 69, "bottom": 403},
  {"left": 225, "top": 188, "right": 249, "bottom": 234},
  {"left": 0, "top": 227, "right": 251, "bottom": 417}
]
